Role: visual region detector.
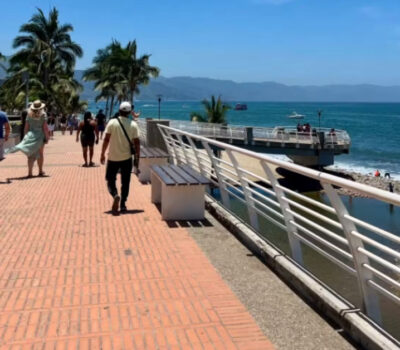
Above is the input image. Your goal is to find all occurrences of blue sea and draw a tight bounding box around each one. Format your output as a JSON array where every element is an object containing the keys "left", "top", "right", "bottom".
[{"left": 88, "top": 101, "right": 400, "bottom": 179}]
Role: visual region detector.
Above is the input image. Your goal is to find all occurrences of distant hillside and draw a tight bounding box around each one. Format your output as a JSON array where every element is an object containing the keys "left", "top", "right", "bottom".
[
  {"left": 75, "top": 72, "right": 400, "bottom": 102},
  {"left": 2, "top": 68, "right": 400, "bottom": 102}
]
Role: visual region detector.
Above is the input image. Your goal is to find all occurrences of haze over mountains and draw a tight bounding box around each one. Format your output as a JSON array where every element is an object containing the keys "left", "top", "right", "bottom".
[{"left": 3, "top": 68, "right": 400, "bottom": 102}]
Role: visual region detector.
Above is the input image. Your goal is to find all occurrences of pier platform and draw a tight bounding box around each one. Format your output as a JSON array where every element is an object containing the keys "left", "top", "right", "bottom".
[{"left": 0, "top": 133, "right": 356, "bottom": 349}]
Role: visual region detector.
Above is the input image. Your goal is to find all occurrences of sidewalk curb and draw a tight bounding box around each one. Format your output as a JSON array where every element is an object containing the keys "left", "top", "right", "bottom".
[{"left": 205, "top": 195, "right": 400, "bottom": 350}]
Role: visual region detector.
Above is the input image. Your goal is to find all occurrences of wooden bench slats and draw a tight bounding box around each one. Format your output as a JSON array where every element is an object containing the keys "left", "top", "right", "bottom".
[
  {"left": 151, "top": 164, "right": 211, "bottom": 187},
  {"left": 159, "top": 165, "right": 190, "bottom": 186},
  {"left": 151, "top": 165, "right": 176, "bottom": 185},
  {"left": 180, "top": 165, "right": 210, "bottom": 185},
  {"left": 140, "top": 146, "right": 169, "bottom": 158},
  {"left": 168, "top": 165, "right": 201, "bottom": 185}
]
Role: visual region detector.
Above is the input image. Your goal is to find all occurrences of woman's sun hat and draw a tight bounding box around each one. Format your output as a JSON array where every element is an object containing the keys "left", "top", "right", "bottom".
[{"left": 30, "top": 100, "right": 46, "bottom": 111}]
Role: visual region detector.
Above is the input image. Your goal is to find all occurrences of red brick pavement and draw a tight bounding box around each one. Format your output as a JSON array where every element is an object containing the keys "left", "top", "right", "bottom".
[{"left": 0, "top": 133, "right": 274, "bottom": 349}]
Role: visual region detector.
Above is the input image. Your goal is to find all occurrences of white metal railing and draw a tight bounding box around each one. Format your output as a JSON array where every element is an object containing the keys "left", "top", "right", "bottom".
[
  {"left": 168, "top": 120, "right": 350, "bottom": 148},
  {"left": 158, "top": 124, "right": 400, "bottom": 336}
]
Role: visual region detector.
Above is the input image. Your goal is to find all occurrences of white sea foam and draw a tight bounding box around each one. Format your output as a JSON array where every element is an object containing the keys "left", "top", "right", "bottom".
[
  {"left": 327, "top": 161, "right": 400, "bottom": 181},
  {"left": 142, "top": 104, "right": 155, "bottom": 107}
]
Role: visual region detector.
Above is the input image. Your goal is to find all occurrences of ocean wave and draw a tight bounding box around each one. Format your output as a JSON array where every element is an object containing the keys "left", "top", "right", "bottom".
[
  {"left": 328, "top": 161, "right": 400, "bottom": 181},
  {"left": 142, "top": 104, "right": 155, "bottom": 107}
]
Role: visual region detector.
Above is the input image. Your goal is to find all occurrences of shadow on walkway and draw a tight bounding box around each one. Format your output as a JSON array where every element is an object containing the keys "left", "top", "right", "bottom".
[
  {"left": 103, "top": 209, "right": 144, "bottom": 216},
  {"left": 167, "top": 218, "right": 214, "bottom": 228}
]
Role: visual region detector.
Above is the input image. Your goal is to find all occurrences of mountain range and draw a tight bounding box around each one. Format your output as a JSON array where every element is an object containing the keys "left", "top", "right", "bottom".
[{"left": 2, "top": 68, "right": 400, "bottom": 102}]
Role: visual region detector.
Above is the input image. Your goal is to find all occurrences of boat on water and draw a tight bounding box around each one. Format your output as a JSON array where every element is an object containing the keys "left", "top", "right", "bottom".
[
  {"left": 234, "top": 103, "right": 248, "bottom": 111},
  {"left": 288, "top": 111, "right": 305, "bottom": 119}
]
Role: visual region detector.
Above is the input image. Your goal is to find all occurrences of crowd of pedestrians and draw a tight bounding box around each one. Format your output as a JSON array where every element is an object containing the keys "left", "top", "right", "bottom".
[{"left": 1, "top": 100, "right": 141, "bottom": 215}]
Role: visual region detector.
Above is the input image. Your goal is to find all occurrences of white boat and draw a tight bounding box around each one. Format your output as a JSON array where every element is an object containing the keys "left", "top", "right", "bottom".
[{"left": 288, "top": 111, "right": 305, "bottom": 119}]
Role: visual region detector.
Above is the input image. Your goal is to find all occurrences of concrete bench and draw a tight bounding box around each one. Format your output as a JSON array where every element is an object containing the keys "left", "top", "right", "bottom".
[
  {"left": 138, "top": 146, "right": 170, "bottom": 182},
  {"left": 151, "top": 164, "right": 210, "bottom": 220}
]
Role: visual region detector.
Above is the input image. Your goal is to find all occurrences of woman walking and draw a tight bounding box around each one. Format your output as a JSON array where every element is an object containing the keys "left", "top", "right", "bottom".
[
  {"left": 60, "top": 114, "right": 67, "bottom": 135},
  {"left": 8, "top": 100, "right": 49, "bottom": 177},
  {"left": 47, "top": 113, "right": 56, "bottom": 139},
  {"left": 76, "top": 111, "right": 99, "bottom": 167}
]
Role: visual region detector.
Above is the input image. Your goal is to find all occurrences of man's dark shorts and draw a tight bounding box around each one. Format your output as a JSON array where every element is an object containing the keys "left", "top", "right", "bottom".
[{"left": 98, "top": 125, "right": 105, "bottom": 132}]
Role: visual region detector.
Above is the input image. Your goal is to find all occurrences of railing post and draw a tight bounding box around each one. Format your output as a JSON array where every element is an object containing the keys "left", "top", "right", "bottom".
[
  {"left": 186, "top": 137, "right": 207, "bottom": 177},
  {"left": 322, "top": 183, "right": 382, "bottom": 324},
  {"left": 226, "top": 150, "right": 259, "bottom": 230},
  {"left": 158, "top": 126, "right": 180, "bottom": 165},
  {"left": 245, "top": 127, "right": 253, "bottom": 146},
  {"left": 260, "top": 161, "right": 303, "bottom": 264},
  {"left": 176, "top": 134, "right": 191, "bottom": 166},
  {"left": 202, "top": 142, "right": 230, "bottom": 209}
]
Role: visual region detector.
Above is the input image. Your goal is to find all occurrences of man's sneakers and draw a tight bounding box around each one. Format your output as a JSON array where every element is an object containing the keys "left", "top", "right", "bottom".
[{"left": 112, "top": 195, "right": 120, "bottom": 216}]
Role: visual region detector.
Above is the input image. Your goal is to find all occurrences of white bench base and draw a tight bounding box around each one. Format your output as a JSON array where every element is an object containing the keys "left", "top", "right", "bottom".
[
  {"left": 151, "top": 172, "right": 206, "bottom": 220},
  {"left": 138, "top": 158, "right": 168, "bottom": 183}
]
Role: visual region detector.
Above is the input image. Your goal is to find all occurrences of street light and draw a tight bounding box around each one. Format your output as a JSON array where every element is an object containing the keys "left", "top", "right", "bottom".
[
  {"left": 157, "top": 94, "right": 162, "bottom": 120},
  {"left": 317, "top": 110, "right": 323, "bottom": 131}
]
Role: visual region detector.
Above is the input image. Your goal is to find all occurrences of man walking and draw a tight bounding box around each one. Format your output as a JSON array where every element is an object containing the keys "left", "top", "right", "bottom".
[
  {"left": 95, "top": 109, "right": 106, "bottom": 139},
  {"left": 100, "top": 101, "right": 140, "bottom": 215},
  {"left": 0, "top": 107, "right": 10, "bottom": 161}
]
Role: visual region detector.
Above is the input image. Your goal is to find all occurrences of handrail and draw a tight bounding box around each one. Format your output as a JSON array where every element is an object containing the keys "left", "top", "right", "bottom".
[
  {"left": 168, "top": 120, "right": 351, "bottom": 148},
  {"left": 158, "top": 124, "right": 400, "bottom": 338}
]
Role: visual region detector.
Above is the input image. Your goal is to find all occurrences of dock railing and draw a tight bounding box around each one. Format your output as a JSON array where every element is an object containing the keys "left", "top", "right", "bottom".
[
  {"left": 163, "top": 120, "right": 351, "bottom": 148},
  {"left": 158, "top": 124, "right": 400, "bottom": 340}
]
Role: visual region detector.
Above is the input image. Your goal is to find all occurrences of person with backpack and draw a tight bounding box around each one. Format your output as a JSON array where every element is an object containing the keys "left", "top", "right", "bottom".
[{"left": 100, "top": 101, "right": 140, "bottom": 215}]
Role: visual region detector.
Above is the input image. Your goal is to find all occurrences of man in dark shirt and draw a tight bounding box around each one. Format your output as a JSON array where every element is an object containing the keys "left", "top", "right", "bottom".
[{"left": 96, "top": 109, "right": 107, "bottom": 139}]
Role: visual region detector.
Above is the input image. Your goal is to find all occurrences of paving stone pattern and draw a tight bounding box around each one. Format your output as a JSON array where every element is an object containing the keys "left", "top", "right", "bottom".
[{"left": 0, "top": 133, "right": 274, "bottom": 349}]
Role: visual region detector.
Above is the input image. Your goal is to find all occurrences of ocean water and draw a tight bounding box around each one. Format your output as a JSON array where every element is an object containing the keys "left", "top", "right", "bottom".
[{"left": 88, "top": 101, "right": 400, "bottom": 179}]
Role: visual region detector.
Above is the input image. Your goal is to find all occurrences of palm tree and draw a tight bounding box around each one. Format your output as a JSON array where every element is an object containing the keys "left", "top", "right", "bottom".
[
  {"left": 190, "top": 95, "right": 231, "bottom": 124},
  {"left": 84, "top": 39, "right": 160, "bottom": 114},
  {"left": 9, "top": 7, "right": 83, "bottom": 110}
]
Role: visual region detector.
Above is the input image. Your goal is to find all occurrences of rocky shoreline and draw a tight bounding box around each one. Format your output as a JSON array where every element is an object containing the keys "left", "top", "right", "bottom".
[{"left": 328, "top": 169, "right": 399, "bottom": 198}]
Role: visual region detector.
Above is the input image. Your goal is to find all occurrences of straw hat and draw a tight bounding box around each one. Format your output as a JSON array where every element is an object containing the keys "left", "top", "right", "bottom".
[{"left": 30, "top": 100, "right": 46, "bottom": 111}]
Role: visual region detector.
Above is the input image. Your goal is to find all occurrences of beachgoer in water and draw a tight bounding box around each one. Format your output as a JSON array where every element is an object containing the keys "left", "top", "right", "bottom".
[
  {"left": 374, "top": 169, "right": 381, "bottom": 177},
  {"left": 7, "top": 100, "right": 49, "bottom": 177},
  {"left": 297, "top": 123, "right": 302, "bottom": 132},
  {"left": 100, "top": 101, "right": 140, "bottom": 215},
  {"left": 384, "top": 172, "right": 391, "bottom": 179},
  {"left": 388, "top": 182, "right": 394, "bottom": 193},
  {"left": 76, "top": 111, "right": 99, "bottom": 167},
  {"left": 329, "top": 128, "right": 336, "bottom": 136},
  {"left": 0, "top": 106, "right": 10, "bottom": 161}
]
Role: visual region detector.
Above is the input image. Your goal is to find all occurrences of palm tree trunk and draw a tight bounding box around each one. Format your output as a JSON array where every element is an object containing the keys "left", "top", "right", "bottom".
[
  {"left": 105, "top": 97, "right": 110, "bottom": 116},
  {"left": 109, "top": 95, "right": 115, "bottom": 117}
]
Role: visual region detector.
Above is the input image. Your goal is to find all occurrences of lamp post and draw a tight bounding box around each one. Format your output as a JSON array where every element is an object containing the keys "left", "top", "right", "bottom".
[
  {"left": 157, "top": 94, "right": 162, "bottom": 120},
  {"left": 317, "top": 109, "right": 323, "bottom": 131},
  {"left": 22, "top": 71, "right": 29, "bottom": 109}
]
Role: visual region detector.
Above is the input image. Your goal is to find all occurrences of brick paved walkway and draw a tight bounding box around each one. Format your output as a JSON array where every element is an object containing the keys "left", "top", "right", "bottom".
[{"left": 0, "top": 133, "right": 274, "bottom": 349}]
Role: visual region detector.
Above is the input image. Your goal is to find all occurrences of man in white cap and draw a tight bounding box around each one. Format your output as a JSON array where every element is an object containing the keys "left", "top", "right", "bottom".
[{"left": 100, "top": 101, "right": 140, "bottom": 215}]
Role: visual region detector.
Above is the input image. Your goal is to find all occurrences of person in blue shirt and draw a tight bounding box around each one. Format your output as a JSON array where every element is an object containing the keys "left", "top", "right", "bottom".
[{"left": 0, "top": 107, "right": 10, "bottom": 161}]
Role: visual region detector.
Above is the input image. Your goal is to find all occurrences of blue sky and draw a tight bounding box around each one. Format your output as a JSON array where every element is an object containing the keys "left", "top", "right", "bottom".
[{"left": 1, "top": 0, "right": 400, "bottom": 85}]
